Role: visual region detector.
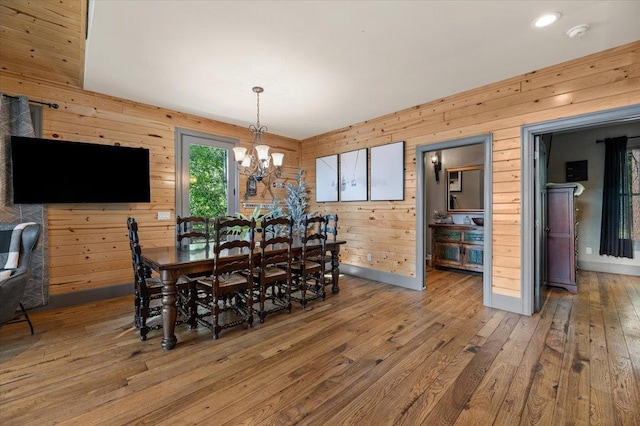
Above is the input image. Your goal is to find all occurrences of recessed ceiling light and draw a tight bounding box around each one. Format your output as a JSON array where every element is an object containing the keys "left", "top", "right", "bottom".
[{"left": 532, "top": 12, "right": 562, "bottom": 28}]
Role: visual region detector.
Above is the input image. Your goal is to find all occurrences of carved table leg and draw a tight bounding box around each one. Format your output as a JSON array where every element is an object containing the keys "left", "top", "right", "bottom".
[{"left": 160, "top": 270, "right": 179, "bottom": 351}]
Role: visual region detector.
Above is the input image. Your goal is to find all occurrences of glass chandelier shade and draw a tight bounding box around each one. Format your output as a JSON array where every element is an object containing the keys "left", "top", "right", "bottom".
[{"left": 233, "top": 87, "right": 284, "bottom": 182}]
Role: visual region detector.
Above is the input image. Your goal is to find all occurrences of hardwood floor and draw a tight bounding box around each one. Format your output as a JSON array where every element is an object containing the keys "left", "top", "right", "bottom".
[{"left": 1, "top": 270, "right": 639, "bottom": 425}]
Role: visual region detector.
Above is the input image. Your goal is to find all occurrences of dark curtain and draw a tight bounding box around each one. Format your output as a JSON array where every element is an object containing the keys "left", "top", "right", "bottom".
[{"left": 599, "top": 136, "right": 634, "bottom": 258}]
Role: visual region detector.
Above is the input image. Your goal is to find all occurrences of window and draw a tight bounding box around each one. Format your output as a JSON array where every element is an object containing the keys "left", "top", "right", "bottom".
[{"left": 176, "top": 128, "right": 238, "bottom": 219}]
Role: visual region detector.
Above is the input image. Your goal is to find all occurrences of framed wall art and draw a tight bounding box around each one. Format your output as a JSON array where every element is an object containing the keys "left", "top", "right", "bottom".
[
  {"left": 370, "top": 141, "right": 404, "bottom": 201},
  {"left": 339, "top": 148, "right": 367, "bottom": 201},
  {"left": 315, "top": 154, "right": 339, "bottom": 202},
  {"left": 449, "top": 170, "right": 462, "bottom": 192}
]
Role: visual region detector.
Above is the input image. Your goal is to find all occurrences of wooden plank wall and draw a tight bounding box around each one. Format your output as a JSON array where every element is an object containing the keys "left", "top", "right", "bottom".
[
  {"left": 302, "top": 41, "right": 640, "bottom": 299},
  {"left": 0, "top": 0, "right": 86, "bottom": 88}
]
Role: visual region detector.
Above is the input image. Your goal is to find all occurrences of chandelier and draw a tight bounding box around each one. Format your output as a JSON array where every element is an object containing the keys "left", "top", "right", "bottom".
[{"left": 232, "top": 87, "right": 284, "bottom": 184}]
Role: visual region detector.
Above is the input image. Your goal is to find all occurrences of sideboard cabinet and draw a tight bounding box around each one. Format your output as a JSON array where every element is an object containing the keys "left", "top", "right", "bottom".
[{"left": 429, "top": 224, "right": 484, "bottom": 274}]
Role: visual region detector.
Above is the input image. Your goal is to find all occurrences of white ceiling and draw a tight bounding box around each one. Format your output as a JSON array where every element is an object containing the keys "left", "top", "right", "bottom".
[{"left": 84, "top": 1, "right": 640, "bottom": 140}]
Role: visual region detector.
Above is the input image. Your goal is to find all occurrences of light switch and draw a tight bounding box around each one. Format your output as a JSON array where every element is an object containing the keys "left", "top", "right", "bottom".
[{"left": 157, "top": 212, "right": 171, "bottom": 221}]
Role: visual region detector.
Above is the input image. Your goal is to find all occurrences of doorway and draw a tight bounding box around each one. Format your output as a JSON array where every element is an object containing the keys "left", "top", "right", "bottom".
[
  {"left": 415, "top": 134, "right": 493, "bottom": 305},
  {"left": 175, "top": 128, "right": 240, "bottom": 218},
  {"left": 522, "top": 104, "right": 640, "bottom": 315},
  {"left": 534, "top": 134, "right": 549, "bottom": 313}
]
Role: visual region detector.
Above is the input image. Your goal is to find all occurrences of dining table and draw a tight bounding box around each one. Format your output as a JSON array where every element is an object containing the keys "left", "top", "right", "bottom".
[{"left": 142, "top": 239, "right": 346, "bottom": 350}]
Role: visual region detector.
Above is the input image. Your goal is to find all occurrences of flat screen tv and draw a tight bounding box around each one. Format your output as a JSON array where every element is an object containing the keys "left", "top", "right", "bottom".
[{"left": 11, "top": 136, "right": 151, "bottom": 204}]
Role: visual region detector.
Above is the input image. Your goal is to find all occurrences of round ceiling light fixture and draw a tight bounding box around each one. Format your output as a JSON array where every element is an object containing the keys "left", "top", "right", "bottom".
[
  {"left": 532, "top": 12, "right": 562, "bottom": 28},
  {"left": 567, "top": 24, "right": 590, "bottom": 38}
]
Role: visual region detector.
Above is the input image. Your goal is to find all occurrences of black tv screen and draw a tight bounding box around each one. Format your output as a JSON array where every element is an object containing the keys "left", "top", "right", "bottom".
[{"left": 11, "top": 136, "right": 151, "bottom": 204}]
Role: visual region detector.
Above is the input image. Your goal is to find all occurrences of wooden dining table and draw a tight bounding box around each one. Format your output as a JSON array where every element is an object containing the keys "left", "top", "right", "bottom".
[{"left": 142, "top": 239, "right": 346, "bottom": 350}]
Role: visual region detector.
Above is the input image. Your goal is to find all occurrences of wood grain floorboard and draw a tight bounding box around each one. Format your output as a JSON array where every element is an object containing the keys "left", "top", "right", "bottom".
[{"left": 1, "top": 271, "right": 639, "bottom": 425}]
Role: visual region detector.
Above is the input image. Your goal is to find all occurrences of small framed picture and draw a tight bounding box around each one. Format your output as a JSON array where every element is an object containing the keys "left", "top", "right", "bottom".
[{"left": 449, "top": 170, "right": 461, "bottom": 192}]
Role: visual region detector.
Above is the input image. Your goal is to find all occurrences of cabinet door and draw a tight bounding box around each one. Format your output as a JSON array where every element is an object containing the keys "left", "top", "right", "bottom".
[
  {"left": 434, "top": 242, "right": 462, "bottom": 267},
  {"left": 462, "top": 244, "right": 484, "bottom": 272},
  {"left": 547, "top": 188, "right": 575, "bottom": 285}
]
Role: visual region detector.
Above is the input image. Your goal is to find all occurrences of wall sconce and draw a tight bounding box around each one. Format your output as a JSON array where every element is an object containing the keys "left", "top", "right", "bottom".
[{"left": 431, "top": 153, "right": 441, "bottom": 182}]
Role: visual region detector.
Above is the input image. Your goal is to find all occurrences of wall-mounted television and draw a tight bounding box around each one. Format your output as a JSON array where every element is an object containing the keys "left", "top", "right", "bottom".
[{"left": 10, "top": 136, "right": 151, "bottom": 204}]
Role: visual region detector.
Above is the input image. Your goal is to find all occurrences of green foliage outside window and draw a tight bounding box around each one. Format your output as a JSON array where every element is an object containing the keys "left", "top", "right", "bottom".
[{"left": 189, "top": 144, "right": 228, "bottom": 218}]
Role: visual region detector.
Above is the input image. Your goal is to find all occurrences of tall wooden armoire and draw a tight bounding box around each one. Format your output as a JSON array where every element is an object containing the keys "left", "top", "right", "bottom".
[{"left": 546, "top": 184, "right": 578, "bottom": 293}]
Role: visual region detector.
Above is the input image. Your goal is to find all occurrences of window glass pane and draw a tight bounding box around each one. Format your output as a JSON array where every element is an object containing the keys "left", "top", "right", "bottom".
[{"left": 189, "top": 144, "right": 229, "bottom": 218}]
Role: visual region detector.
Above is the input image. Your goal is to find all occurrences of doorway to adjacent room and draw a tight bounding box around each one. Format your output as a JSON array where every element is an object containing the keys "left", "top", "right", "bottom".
[
  {"left": 175, "top": 128, "right": 239, "bottom": 218},
  {"left": 416, "top": 134, "right": 493, "bottom": 307}
]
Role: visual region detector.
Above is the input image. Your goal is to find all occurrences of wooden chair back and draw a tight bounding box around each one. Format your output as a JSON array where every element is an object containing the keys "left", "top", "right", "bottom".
[
  {"left": 324, "top": 214, "right": 338, "bottom": 242},
  {"left": 176, "top": 216, "right": 210, "bottom": 246},
  {"left": 127, "top": 217, "right": 154, "bottom": 300},
  {"left": 301, "top": 215, "right": 327, "bottom": 270},
  {"left": 212, "top": 216, "right": 256, "bottom": 283},
  {"left": 127, "top": 217, "right": 164, "bottom": 339},
  {"left": 260, "top": 216, "right": 293, "bottom": 269}
]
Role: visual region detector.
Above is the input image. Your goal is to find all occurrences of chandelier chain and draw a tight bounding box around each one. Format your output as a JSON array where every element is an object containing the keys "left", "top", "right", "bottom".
[
  {"left": 251, "top": 86, "right": 267, "bottom": 134},
  {"left": 256, "top": 89, "right": 260, "bottom": 129}
]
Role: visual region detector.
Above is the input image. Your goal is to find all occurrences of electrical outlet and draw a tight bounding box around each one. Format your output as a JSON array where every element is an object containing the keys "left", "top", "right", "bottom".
[
  {"left": 157, "top": 211, "right": 171, "bottom": 221},
  {"left": 367, "top": 253, "right": 372, "bottom": 261},
  {"left": 585, "top": 247, "right": 592, "bottom": 255}
]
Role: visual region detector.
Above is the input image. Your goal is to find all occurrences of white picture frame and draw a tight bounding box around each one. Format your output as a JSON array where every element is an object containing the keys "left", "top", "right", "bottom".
[
  {"left": 339, "top": 148, "right": 368, "bottom": 201},
  {"left": 370, "top": 141, "right": 404, "bottom": 201},
  {"left": 315, "top": 154, "right": 339, "bottom": 202}
]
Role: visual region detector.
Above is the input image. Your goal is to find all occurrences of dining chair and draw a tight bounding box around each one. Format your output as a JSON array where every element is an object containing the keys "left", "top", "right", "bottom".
[
  {"left": 127, "top": 217, "right": 191, "bottom": 340},
  {"left": 176, "top": 215, "right": 210, "bottom": 246},
  {"left": 289, "top": 215, "right": 327, "bottom": 308},
  {"left": 322, "top": 214, "right": 338, "bottom": 287},
  {"left": 253, "top": 215, "right": 293, "bottom": 323},
  {"left": 176, "top": 215, "right": 216, "bottom": 289},
  {"left": 195, "top": 216, "right": 256, "bottom": 339}
]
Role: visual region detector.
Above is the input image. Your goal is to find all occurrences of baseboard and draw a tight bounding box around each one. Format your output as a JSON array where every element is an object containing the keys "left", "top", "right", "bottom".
[
  {"left": 340, "top": 264, "right": 420, "bottom": 290},
  {"left": 578, "top": 261, "right": 640, "bottom": 276},
  {"left": 490, "top": 293, "right": 523, "bottom": 314},
  {"left": 29, "top": 283, "right": 131, "bottom": 312}
]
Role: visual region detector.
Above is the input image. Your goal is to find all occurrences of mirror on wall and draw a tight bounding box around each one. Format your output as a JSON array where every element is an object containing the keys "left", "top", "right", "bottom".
[{"left": 446, "top": 165, "right": 484, "bottom": 212}]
